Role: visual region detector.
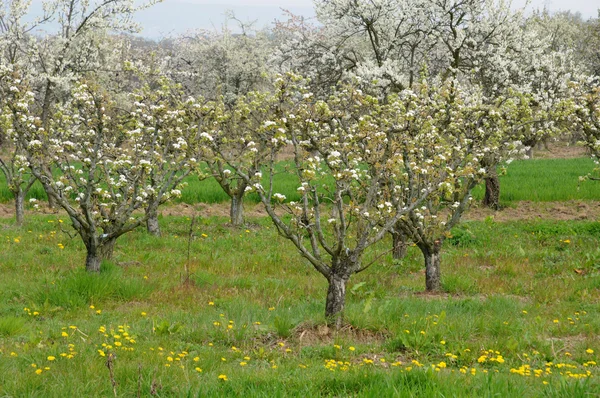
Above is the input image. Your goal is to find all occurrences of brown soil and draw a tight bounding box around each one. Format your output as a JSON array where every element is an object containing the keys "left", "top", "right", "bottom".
[
  {"left": 533, "top": 141, "right": 588, "bottom": 159},
  {"left": 466, "top": 200, "right": 600, "bottom": 222},
  {"left": 0, "top": 203, "right": 11, "bottom": 218},
  {"left": 293, "top": 323, "right": 389, "bottom": 346},
  {"left": 3, "top": 200, "right": 600, "bottom": 222}
]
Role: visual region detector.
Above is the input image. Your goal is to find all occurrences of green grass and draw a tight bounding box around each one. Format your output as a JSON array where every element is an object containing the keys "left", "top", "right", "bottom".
[
  {"left": 177, "top": 157, "right": 600, "bottom": 207},
  {"left": 472, "top": 157, "right": 600, "bottom": 202},
  {"left": 3, "top": 157, "right": 600, "bottom": 206},
  {"left": 0, "top": 214, "right": 598, "bottom": 396}
]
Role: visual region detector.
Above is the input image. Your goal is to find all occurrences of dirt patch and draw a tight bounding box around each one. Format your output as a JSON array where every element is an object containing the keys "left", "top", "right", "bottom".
[
  {"left": 293, "top": 323, "right": 389, "bottom": 347},
  {"left": 159, "top": 202, "right": 271, "bottom": 219},
  {"left": 0, "top": 203, "right": 11, "bottom": 218},
  {"left": 3, "top": 199, "right": 600, "bottom": 223},
  {"left": 533, "top": 141, "right": 588, "bottom": 159},
  {"left": 466, "top": 200, "right": 600, "bottom": 222}
]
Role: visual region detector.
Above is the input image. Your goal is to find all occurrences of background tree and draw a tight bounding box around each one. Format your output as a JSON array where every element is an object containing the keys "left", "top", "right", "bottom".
[
  {"left": 167, "top": 16, "right": 272, "bottom": 100},
  {"left": 393, "top": 79, "right": 529, "bottom": 291},
  {"left": 22, "top": 77, "right": 196, "bottom": 271},
  {"left": 124, "top": 66, "right": 202, "bottom": 236},
  {"left": 568, "top": 79, "right": 600, "bottom": 178},
  {"left": 1, "top": 0, "right": 157, "bottom": 210},
  {"left": 210, "top": 75, "right": 443, "bottom": 326},
  {"left": 0, "top": 65, "right": 39, "bottom": 225}
]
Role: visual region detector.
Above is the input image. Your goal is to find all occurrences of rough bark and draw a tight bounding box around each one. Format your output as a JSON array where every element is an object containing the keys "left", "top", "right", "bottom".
[
  {"left": 391, "top": 228, "right": 408, "bottom": 260},
  {"left": 14, "top": 189, "right": 25, "bottom": 227},
  {"left": 419, "top": 243, "right": 442, "bottom": 292},
  {"left": 483, "top": 166, "right": 500, "bottom": 210},
  {"left": 230, "top": 194, "right": 244, "bottom": 227},
  {"left": 526, "top": 146, "right": 534, "bottom": 159},
  {"left": 146, "top": 205, "right": 161, "bottom": 237},
  {"left": 85, "top": 238, "right": 116, "bottom": 273},
  {"left": 42, "top": 165, "right": 58, "bottom": 211},
  {"left": 325, "top": 273, "right": 349, "bottom": 329}
]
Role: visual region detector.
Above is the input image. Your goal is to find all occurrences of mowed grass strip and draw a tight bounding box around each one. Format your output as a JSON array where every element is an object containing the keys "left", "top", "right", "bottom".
[
  {"left": 4, "top": 157, "right": 600, "bottom": 206},
  {"left": 0, "top": 215, "right": 598, "bottom": 396}
]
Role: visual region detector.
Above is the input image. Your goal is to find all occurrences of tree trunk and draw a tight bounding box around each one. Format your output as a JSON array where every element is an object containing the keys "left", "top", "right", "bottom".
[
  {"left": 526, "top": 146, "right": 534, "bottom": 159},
  {"left": 325, "top": 273, "right": 349, "bottom": 329},
  {"left": 42, "top": 165, "right": 58, "bottom": 211},
  {"left": 15, "top": 189, "right": 25, "bottom": 227},
  {"left": 420, "top": 244, "right": 442, "bottom": 292},
  {"left": 230, "top": 195, "right": 244, "bottom": 227},
  {"left": 483, "top": 166, "right": 500, "bottom": 210},
  {"left": 85, "top": 238, "right": 116, "bottom": 272},
  {"left": 391, "top": 228, "right": 408, "bottom": 260},
  {"left": 146, "top": 205, "right": 161, "bottom": 237}
]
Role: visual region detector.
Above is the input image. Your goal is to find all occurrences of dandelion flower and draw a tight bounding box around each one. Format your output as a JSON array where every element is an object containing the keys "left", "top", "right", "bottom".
[
  {"left": 218, "top": 374, "right": 228, "bottom": 381},
  {"left": 47, "top": 356, "right": 56, "bottom": 361},
  {"left": 586, "top": 349, "right": 594, "bottom": 354}
]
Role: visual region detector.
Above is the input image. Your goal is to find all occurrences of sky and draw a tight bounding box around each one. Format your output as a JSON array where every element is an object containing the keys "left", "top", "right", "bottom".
[{"left": 25, "top": 0, "right": 599, "bottom": 38}]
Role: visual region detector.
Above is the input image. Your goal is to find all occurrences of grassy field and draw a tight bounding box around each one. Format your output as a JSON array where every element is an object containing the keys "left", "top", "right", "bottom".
[
  {"left": 0, "top": 213, "right": 599, "bottom": 396},
  {"left": 2, "top": 157, "right": 600, "bottom": 205},
  {"left": 182, "top": 157, "right": 600, "bottom": 206},
  {"left": 0, "top": 156, "right": 599, "bottom": 396}
]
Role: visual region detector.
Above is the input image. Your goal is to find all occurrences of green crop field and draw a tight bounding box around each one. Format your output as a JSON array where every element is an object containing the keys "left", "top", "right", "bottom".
[
  {"left": 3, "top": 157, "right": 600, "bottom": 206},
  {"left": 0, "top": 157, "right": 599, "bottom": 396}
]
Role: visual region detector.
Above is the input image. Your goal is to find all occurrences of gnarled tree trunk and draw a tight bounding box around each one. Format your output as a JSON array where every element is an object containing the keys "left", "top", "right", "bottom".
[
  {"left": 418, "top": 242, "right": 442, "bottom": 292},
  {"left": 325, "top": 272, "right": 349, "bottom": 329},
  {"left": 230, "top": 194, "right": 244, "bottom": 227},
  {"left": 391, "top": 228, "right": 408, "bottom": 260},
  {"left": 41, "top": 165, "right": 58, "bottom": 211},
  {"left": 85, "top": 238, "right": 116, "bottom": 273},
  {"left": 146, "top": 202, "right": 161, "bottom": 237},
  {"left": 14, "top": 188, "right": 25, "bottom": 227},
  {"left": 483, "top": 165, "right": 500, "bottom": 210}
]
